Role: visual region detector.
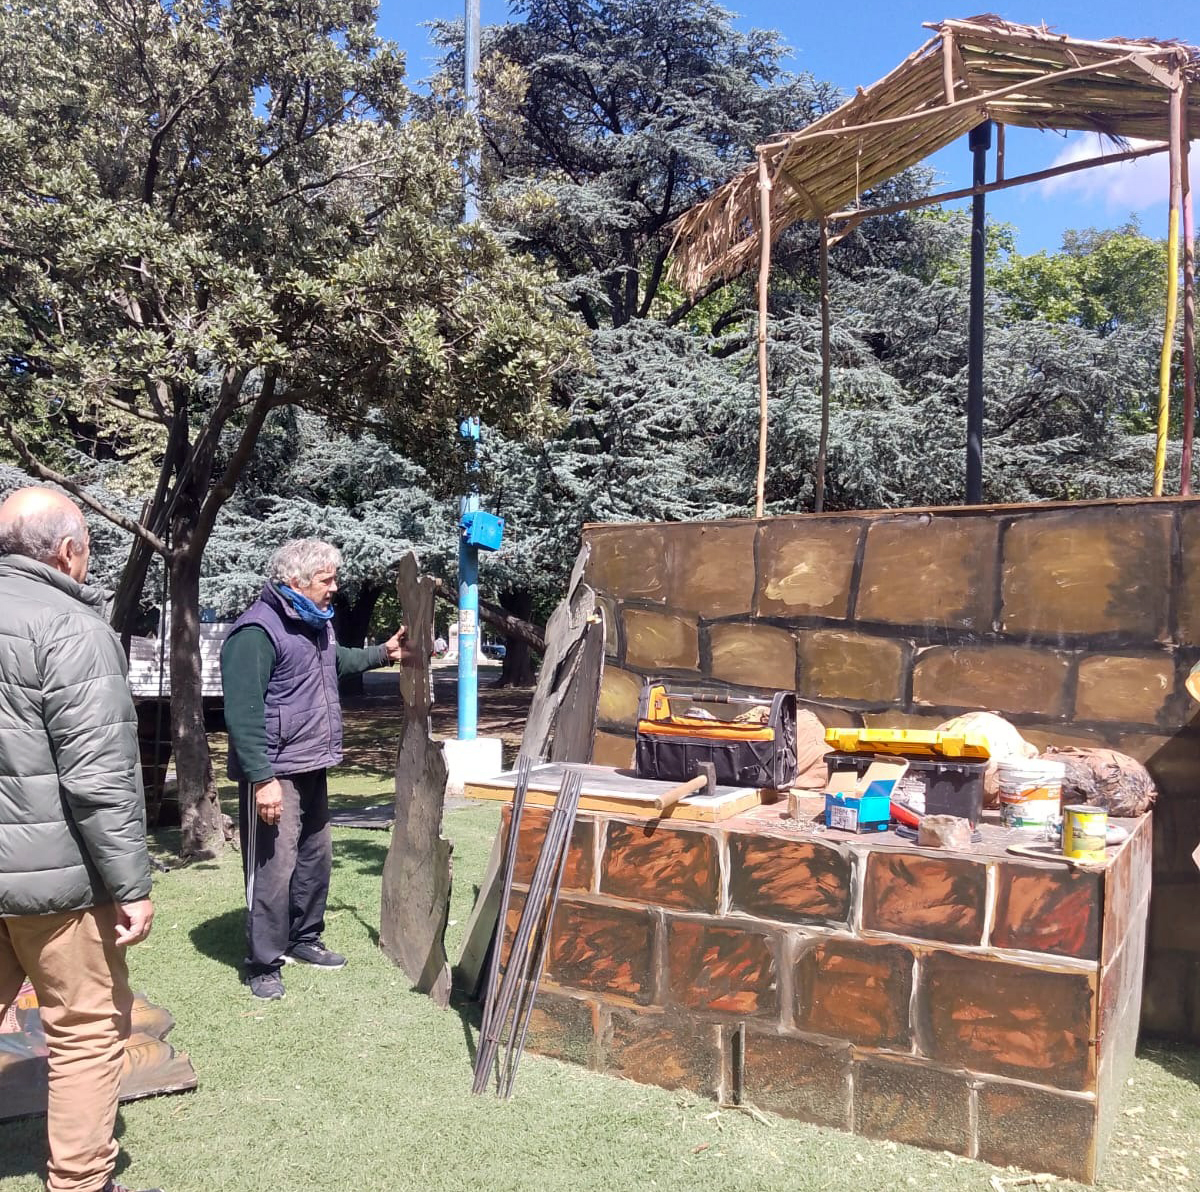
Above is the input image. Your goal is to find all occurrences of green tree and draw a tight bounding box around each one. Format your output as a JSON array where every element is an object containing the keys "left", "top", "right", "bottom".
[
  {"left": 991, "top": 220, "right": 1169, "bottom": 339},
  {"left": 0, "top": 0, "right": 579, "bottom": 855}
]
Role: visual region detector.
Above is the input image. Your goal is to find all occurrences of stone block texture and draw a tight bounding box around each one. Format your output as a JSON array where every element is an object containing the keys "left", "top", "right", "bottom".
[
  {"left": 507, "top": 790, "right": 1150, "bottom": 1184},
  {"left": 583, "top": 502, "right": 1197, "bottom": 1047}
]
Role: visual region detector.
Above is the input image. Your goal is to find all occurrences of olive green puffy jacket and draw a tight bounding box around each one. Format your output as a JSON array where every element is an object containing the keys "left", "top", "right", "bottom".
[{"left": 0, "top": 554, "right": 152, "bottom": 916}]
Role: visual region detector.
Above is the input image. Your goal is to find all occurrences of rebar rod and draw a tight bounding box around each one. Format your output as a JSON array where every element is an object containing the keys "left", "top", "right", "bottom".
[
  {"left": 472, "top": 770, "right": 576, "bottom": 1093},
  {"left": 478, "top": 754, "right": 533, "bottom": 1042},
  {"left": 501, "top": 770, "right": 583, "bottom": 1098}
]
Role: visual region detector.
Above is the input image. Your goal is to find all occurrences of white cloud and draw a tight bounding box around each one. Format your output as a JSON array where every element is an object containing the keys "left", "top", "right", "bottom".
[{"left": 1036, "top": 133, "right": 1196, "bottom": 211}]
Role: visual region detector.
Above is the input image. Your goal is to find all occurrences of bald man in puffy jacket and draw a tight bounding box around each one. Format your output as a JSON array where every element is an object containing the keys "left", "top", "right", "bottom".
[{"left": 0, "top": 486, "right": 158, "bottom": 1192}]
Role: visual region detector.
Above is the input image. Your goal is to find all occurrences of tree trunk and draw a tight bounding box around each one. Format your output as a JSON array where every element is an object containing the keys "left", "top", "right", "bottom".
[
  {"left": 498, "top": 588, "right": 538, "bottom": 687},
  {"left": 169, "top": 544, "right": 224, "bottom": 859},
  {"left": 334, "top": 586, "right": 381, "bottom": 702}
]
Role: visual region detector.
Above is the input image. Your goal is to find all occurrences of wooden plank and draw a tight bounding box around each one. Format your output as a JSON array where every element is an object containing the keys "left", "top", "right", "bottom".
[
  {"left": 464, "top": 763, "right": 767, "bottom": 823},
  {"left": 379, "top": 551, "right": 453, "bottom": 1007},
  {"left": 548, "top": 605, "right": 606, "bottom": 764}
]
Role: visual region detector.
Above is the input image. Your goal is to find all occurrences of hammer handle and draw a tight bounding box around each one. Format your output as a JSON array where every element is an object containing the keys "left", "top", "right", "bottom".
[{"left": 654, "top": 773, "right": 709, "bottom": 812}]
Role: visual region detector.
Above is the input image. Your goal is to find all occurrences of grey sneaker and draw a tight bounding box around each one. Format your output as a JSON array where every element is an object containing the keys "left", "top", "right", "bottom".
[
  {"left": 285, "top": 939, "right": 346, "bottom": 969},
  {"left": 104, "top": 1183, "right": 163, "bottom": 1192},
  {"left": 247, "top": 971, "right": 285, "bottom": 1000}
]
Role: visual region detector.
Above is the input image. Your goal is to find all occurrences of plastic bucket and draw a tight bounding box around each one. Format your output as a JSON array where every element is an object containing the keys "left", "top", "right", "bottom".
[
  {"left": 1063, "top": 804, "right": 1108, "bottom": 863},
  {"left": 997, "top": 758, "right": 1065, "bottom": 828}
]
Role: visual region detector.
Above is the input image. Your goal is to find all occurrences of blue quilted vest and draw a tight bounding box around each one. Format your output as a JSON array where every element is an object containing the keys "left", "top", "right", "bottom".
[{"left": 226, "top": 584, "right": 343, "bottom": 779}]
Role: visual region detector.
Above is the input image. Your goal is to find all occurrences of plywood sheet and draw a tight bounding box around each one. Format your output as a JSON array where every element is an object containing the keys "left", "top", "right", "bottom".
[{"left": 465, "top": 763, "right": 765, "bottom": 823}]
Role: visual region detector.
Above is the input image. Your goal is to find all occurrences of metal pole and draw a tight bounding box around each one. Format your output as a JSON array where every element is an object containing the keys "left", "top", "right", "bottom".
[
  {"left": 966, "top": 120, "right": 991, "bottom": 506},
  {"left": 458, "top": 418, "right": 481, "bottom": 740},
  {"left": 464, "top": 0, "right": 481, "bottom": 224},
  {"left": 458, "top": 0, "right": 482, "bottom": 737}
]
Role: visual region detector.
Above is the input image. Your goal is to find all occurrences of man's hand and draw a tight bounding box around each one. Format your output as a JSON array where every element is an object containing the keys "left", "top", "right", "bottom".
[
  {"left": 255, "top": 778, "right": 284, "bottom": 826},
  {"left": 114, "top": 898, "right": 155, "bottom": 948},
  {"left": 381, "top": 625, "right": 412, "bottom": 665}
]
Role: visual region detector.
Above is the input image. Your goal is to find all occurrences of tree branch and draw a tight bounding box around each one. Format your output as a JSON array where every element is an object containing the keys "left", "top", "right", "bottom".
[
  {"left": 5, "top": 426, "right": 171, "bottom": 556},
  {"left": 428, "top": 576, "right": 546, "bottom": 653}
]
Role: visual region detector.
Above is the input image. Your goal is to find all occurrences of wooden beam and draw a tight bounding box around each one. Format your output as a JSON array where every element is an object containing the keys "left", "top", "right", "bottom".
[
  {"left": 826, "top": 142, "right": 1167, "bottom": 225},
  {"left": 1181, "top": 82, "right": 1195, "bottom": 495},
  {"left": 755, "top": 153, "right": 772, "bottom": 519},
  {"left": 1155, "top": 78, "right": 1183, "bottom": 498},
  {"left": 756, "top": 49, "right": 1146, "bottom": 154},
  {"left": 996, "top": 122, "right": 1006, "bottom": 182},
  {"left": 814, "top": 220, "right": 832, "bottom": 514},
  {"left": 942, "top": 28, "right": 957, "bottom": 105}
]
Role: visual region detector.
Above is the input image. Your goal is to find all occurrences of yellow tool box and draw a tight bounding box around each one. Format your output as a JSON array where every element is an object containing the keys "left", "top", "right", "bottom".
[
  {"left": 635, "top": 681, "right": 798, "bottom": 790},
  {"left": 823, "top": 726, "right": 993, "bottom": 759}
]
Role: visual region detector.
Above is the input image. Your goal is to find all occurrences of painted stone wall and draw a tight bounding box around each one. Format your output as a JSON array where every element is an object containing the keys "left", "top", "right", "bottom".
[
  {"left": 582, "top": 498, "right": 1200, "bottom": 1041},
  {"left": 506, "top": 805, "right": 1150, "bottom": 1183}
]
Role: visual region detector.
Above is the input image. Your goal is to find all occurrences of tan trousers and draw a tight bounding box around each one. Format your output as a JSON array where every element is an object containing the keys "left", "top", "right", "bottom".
[{"left": 0, "top": 905, "right": 132, "bottom": 1192}]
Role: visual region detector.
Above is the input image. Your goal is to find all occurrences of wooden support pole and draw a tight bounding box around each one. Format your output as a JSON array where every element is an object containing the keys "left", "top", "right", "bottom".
[
  {"left": 1155, "top": 80, "right": 1183, "bottom": 498},
  {"left": 1182, "top": 83, "right": 1196, "bottom": 496},
  {"left": 815, "top": 220, "right": 832, "bottom": 514},
  {"left": 941, "top": 29, "right": 957, "bottom": 105},
  {"left": 755, "top": 153, "right": 772, "bottom": 519},
  {"left": 995, "top": 123, "right": 1006, "bottom": 183}
]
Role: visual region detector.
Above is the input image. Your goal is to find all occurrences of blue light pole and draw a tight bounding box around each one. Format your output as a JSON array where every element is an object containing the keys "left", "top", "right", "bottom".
[{"left": 458, "top": 417, "right": 482, "bottom": 740}]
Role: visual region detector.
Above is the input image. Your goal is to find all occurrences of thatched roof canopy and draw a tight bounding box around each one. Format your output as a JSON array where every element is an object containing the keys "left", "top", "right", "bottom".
[{"left": 670, "top": 15, "right": 1200, "bottom": 294}]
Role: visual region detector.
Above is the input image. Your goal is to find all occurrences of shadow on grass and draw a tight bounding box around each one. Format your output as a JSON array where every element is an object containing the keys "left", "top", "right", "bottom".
[
  {"left": 332, "top": 836, "right": 387, "bottom": 877},
  {"left": 189, "top": 908, "right": 245, "bottom": 972},
  {"left": 0, "top": 1109, "right": 130, "bottom": 1183},
  {"left": 1138, "top": 1036, "right": 1200, "bottom": 1086},
  {"left": 326, "top": 900, "right": 380, "bottom": 949}
]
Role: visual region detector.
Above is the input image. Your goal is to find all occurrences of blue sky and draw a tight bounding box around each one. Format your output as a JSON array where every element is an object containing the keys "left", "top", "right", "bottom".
[{"left": 376, "top": 1, "right": 1197, "bottom": 254}]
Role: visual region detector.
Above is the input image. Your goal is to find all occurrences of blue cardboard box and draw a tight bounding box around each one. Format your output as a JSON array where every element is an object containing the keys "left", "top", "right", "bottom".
[{"left": 823, "top": 757, "right": 908, "bottom": 833}]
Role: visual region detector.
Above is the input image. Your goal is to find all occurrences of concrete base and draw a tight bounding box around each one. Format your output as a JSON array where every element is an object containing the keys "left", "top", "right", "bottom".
[{"left": 443, "top": 736, "right": 505, "bottom": 800}]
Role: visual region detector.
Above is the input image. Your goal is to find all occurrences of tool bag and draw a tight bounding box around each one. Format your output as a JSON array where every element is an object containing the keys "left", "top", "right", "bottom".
[{"left": 635, "top": 680, "right": 798, "bottom": 790}]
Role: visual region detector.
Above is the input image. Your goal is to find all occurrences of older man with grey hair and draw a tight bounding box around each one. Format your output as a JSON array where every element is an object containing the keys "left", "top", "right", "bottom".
[
  {"left": 221, "top": 538, "right": 409, "bottom": 1000},
  {"left": 0, "top": 486, "right": 158, "bottom": 1192}
]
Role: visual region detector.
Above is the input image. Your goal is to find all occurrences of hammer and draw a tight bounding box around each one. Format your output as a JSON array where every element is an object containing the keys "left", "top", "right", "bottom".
[{"left": 654, "top": 762, "right": 718, "bottom": 814}]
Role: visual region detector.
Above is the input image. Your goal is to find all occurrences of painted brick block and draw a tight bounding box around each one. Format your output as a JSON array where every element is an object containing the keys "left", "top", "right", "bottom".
[
  {"left": 727, "top": 832, "right": 852, "bottom": 925},
  {"left": 600, "top": 1009, "right": 722, "bottom": 1096},
  {"left": 756, "top": 518, "right": 862, "bottom": 619},
  {"left": 741, "top": 1032, "right": 851, "bottom": 1129},
  {"left": 585, "top": 525, "right": 669, "bottom": 602},
  {"left": 518, "top": 991, "right": 598, "bottom": 1067},
  {"left": 990, "top": 864, "right": 1101, "bottom": 961},
  {"left": 853, "top": 1056, "right": 971, "bottom": 1155},
  {"left": 911, "top": 644, "right": 1069, "bottom": 717},
  {"left": 1103, "top": 813, "right": 1153, "bottom": 965},
  {"left": 667, "top": 920, "right": 777, "bottom": 1017},
  {"left": 601, "top": 821, "right": 719, "bottom": 913},
  {"left": 1075, "top": 654, "right": 1174, "bottom": 725},
  {"left": 547, "top": 900, "right": 657, "bottom": 1005},
  {"left": 1172, "top": 503, "right": 1200, "bottom": 646},
  {"left": 919, "top": 952, "right": 1095, "bottom": 1091},
  {"left": 707, "top": 622, "right": 796, "bottom": 690},
  {"left": 504, "top": 805, "right": 594, "bottom": 893},
  {"left": 796, "top": 630, "right": 907, "bottom": 704},
  {"left": 856, "top": 515, "right": 998, "bottom": 631},
  {"left": 622, "top": 608, "right": 700, "bottom": 671},
  {"left": 1000, "top": 507, "right": 1172, "bottom": 640},
  {"left": 794, "top": 938, "right": 914, "bottom": 1049},
  {"left": 591, "top": 730, "right": 634, "bottom": 769},
  {"left": 667, "top": 522, "right": 758, "bottom": 617},
  {"left": 861, "top": 852, "right": 987, "bottom": 946},
  {"left": 976, "top": 1081, "right": 1097, "bottom": 1183},
  {"left": 597, "top": 666, "right": 644, "bottom": 728}
]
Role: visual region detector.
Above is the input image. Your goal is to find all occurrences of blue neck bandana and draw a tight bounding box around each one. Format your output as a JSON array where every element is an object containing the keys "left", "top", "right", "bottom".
[{"left": 276, "top": 583, "right": 336, "bottom": 630}]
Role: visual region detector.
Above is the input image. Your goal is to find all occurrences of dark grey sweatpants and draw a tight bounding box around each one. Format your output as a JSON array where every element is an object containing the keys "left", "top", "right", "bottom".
[{"left": 239, "top": 770, "right": 332, "bottom": 976}]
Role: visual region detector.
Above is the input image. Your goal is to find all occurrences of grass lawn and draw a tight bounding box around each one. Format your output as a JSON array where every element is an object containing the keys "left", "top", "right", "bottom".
[{"left": 2, "top": 763, "right": 1199, "bottom": 1192}]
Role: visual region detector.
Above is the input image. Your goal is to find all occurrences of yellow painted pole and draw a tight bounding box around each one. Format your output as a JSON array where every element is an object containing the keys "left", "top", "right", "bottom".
[
  {"left": 1154, "top": 82, "right": 1183, "bottom": 497},
  {"left": 755, "top": 153, "right": 772, "bottom": 518}
]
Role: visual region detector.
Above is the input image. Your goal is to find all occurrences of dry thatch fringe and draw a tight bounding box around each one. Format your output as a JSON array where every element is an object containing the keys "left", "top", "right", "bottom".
[{"left": 669, "top": 14, "right": 1200, "bottom": 296}]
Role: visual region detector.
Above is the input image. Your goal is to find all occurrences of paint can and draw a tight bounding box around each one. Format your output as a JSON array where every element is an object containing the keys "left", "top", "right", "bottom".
[
  {"left": 997, "top": 758, "right": 1065, "bottom": 828},
  {"left": 1063, "top": 804, "right": 1108, "bottom": 863}
]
